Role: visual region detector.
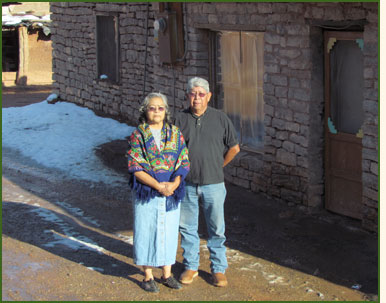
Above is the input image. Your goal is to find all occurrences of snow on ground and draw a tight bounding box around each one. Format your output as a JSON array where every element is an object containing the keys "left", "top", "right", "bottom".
[
  {"left": 3, "top": 99, "right": 136, "bottom": 254},
  {"left": 30, "top": 206, "right": 105, "bottom": 254},
  {"left": 2, "top": 99, "right": 135, "bottom": 185}
]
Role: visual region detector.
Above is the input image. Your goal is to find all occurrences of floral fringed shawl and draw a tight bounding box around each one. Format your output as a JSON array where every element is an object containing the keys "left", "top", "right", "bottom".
[{"left": 127, "top": 123, "right": 190, "bottom": 211}]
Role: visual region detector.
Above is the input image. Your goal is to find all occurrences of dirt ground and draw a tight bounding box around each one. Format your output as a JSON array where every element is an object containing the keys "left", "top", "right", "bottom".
[
  {"left": 2, "top": 87, "right": 379, "bottom": 301},
  {"left": 2, "top": 85, "right": 53, "bottom": 108}
]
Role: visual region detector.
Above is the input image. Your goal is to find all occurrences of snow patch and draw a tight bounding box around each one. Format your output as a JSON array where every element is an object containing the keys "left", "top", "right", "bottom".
[{"left": 2, "top": 100, "right": 135, "bottom": 185}]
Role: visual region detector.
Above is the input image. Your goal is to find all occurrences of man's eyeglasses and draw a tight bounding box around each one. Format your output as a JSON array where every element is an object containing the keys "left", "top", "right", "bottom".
[
  {"left": 188, "top": 92, "right": 207, "bottom": 98},
  {"left": 147, "top": 106, "right": 165, "bottom": 112}
]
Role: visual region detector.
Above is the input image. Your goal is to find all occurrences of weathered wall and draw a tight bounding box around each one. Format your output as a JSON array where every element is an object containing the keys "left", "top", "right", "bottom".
[
  {"left": 25, "top": 28, "right": 53, "bottom": 85},
  {"left": 361, "top": 6, "right": 378, "bottom": 231},
  {"left": 50, "top": 2, "right": 378, "bottom": 231},
  {"left": 3, "top": 2, "right": 52, "bottom": 86}
]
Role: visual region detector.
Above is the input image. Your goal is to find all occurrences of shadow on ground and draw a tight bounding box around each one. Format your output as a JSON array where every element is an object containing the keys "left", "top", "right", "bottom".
[
  {"left": 96, "top": 139, "right": 378, "bottom": 296},
  {"left": 2, "top": 87, "right": 378, "bottom": 298},
  {"left": 2, "top": 201, "right": 138, "bottom": 279},
  {"left": 2, "top": 85, "right": 53, "bottom": 108}
]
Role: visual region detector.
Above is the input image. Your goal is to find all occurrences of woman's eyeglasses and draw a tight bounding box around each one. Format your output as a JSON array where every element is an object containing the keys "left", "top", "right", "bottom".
[
  {"left": 188, "top": 92, "right": 207, "bottom": 98},
  {"left": 147, "top": 106, "right": 165, "bottom": 112}
]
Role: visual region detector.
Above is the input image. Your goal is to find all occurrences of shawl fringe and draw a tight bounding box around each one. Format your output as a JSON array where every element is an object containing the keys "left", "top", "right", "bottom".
[{"left": 129, "top": 174, "right": 186, "bottom": 212}]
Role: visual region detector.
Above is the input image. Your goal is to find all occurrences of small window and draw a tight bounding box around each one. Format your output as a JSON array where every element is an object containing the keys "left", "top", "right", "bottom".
[
  {"left": 215, "top": 31, "right": 265, "bottom": 150},
  {"left": 96, "top": 15, "right": 119, "bottom": 83},
  {"left": 329, "top": 39, "right": 364, "bottom": 134}
]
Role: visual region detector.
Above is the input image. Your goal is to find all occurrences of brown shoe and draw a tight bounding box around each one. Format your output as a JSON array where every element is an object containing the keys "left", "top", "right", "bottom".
[
  {"left": 179, "top": 270, "right": 198, "bottom": 284},
  {"left": 212, "top": 272, "right": 228, "bottom": 287}
]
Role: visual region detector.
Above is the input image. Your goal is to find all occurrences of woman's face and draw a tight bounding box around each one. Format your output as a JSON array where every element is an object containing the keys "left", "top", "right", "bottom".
[{"left": 146, "top": 97, "right": 166, "bottom": 128}]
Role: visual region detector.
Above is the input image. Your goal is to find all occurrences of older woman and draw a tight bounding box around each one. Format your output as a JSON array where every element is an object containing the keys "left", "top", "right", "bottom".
[{"left": 127, "top": 92, "right": 190, "bottom": 293}]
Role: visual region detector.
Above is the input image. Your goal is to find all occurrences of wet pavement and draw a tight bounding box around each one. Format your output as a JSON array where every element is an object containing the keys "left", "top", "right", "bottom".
[{"left": 1, "top": 86, "right": 379, "bottom": 301}]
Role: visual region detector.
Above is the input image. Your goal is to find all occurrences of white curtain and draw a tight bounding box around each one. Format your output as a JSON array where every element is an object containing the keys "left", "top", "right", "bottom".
[{"left": 219, "top": 31, "right": 264, "bottom": 148}]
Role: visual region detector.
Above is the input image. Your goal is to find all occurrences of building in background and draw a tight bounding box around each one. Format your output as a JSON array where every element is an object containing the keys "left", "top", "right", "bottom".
[
  {"left": 49, "top": 2, "right": 378, "bottom": 232},
  {"left": 2, "top": 2, "right": 52, "bottom": 86}
]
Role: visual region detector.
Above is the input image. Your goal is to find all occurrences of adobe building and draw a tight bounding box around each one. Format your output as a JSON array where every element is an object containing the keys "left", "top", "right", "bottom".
[
  {"left": 2, "top": 2, "right": 52, "bottom": 86},
  {"left": 49, "top": 2, "right": 378, "bottom": 231}
]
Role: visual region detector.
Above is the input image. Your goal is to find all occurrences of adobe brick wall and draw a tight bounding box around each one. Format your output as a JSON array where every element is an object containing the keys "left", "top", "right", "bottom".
[{"left": 50, "top": 2, "right": 378, "bottom": 231}]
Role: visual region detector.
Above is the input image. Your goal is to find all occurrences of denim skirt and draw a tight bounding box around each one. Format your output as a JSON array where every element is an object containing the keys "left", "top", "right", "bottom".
[{"left": 132, "top": 195, "right": 181, "bottom": 267}]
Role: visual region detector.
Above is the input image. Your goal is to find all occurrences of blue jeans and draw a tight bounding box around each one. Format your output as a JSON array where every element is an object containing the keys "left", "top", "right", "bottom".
[{"left": 179, "top": 182, "right": 228, "bottom": 273}]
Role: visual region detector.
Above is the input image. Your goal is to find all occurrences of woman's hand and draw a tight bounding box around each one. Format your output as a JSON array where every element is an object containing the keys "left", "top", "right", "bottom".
[
  {"left": 159, "top": 176, "right": 181, "bottom": 197},
  {"left": 133, "top": 171, "right": 181, "bottom": 197},
  {"left": 158, "top": 182, "right": 175, "bottom": 196}
]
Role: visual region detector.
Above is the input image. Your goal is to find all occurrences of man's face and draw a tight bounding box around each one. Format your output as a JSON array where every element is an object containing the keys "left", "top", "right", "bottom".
[{"left": 187, "top": 86, "right": 212, "bottom": 116}]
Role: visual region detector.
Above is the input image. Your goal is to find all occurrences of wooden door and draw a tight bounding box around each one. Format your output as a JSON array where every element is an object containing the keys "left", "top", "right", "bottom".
[{"left": 324, "top": 31, "right": 364, "bottom": 219}]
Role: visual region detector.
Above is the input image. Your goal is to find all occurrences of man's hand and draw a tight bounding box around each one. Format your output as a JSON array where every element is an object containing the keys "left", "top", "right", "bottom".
[{"left": 223, "top": 144, "right": 240, "bottom": 167}]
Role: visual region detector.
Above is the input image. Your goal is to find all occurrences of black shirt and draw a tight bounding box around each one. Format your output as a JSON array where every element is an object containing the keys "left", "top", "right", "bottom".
[{"left": 175, "top": 106, "right": 239, "bottom": 185}]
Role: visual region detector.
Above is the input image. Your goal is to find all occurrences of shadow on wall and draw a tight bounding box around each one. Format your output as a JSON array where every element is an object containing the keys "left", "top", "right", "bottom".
[
  {"left": 2, "top": 75, "right": 29, "bottom": 87},
  {"left": 16, "top": 75, "right": 28, "bottom": 86},
  {"left": 2, "top": 82, "right": 53, "bottom": 93}
]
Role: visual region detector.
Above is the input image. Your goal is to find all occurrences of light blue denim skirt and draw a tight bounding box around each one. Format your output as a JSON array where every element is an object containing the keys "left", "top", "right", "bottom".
[{"left": 132, "top": 195, "right": 181, "bottom": 267}]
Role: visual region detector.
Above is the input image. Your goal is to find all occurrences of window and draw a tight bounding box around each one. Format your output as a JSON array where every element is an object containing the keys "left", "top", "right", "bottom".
[
  {"left": 329, "top": 39, "right": 364, "bottom": 134},
  {"left": 96, "top": 15, "right": 119, "bottom": 83},
  {"left": 214, "top": 31, "right": 264, "bottom": 150}
]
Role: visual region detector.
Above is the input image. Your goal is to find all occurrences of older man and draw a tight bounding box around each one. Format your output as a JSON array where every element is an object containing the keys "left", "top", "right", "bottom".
[{"left": 174, "top": 77, "right": 240, "bottom": 287}]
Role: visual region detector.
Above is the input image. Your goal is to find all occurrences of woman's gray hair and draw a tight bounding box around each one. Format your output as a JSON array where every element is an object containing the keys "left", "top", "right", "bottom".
[
  {"left": 138, "top": 92, "right": 172, "bottom": 124},
  {"left": 187, "top": 77, "right": 210, "bottom": 94}
]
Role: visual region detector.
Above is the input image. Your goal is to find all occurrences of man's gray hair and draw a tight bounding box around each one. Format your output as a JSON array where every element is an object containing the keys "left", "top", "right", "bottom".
[
  {"left": 139, "top": 92, "right": 172, "bottom": 124},
  {"left": 187, "top": 77, "right": 210, "bottom": 93}
]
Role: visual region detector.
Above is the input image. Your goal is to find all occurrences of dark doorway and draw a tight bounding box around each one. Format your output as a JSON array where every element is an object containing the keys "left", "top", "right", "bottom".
[{"left": 2, "top": 27, "right": 19, "bottom": 72}]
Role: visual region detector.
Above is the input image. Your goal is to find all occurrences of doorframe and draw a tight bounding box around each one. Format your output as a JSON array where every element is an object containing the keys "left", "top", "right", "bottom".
[{"left": 323, "top": 30, "right": 364, "bottom": 219}]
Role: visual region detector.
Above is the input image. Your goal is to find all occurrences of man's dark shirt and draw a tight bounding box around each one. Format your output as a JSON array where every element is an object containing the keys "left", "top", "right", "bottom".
[{"left": 174, "top": 106, "right": 239, "bottom": 185}]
